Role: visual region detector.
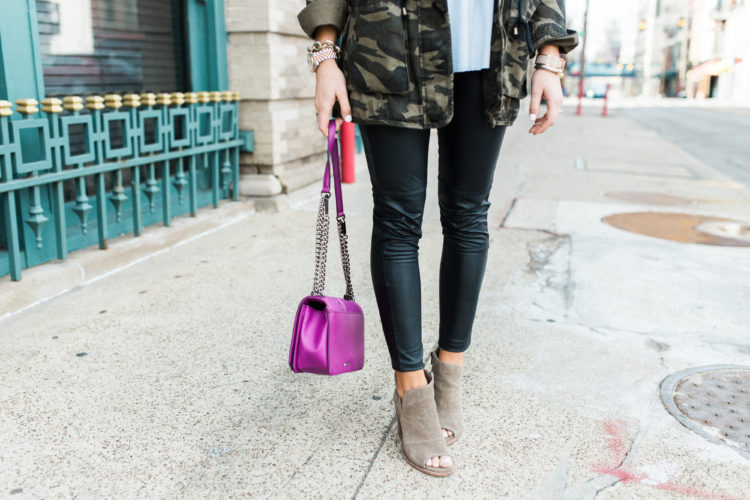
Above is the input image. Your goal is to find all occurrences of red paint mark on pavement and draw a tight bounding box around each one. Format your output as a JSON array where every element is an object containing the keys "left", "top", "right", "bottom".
[
  {"left": 592, "top": 420, "right": 748, "bottom": 500},
  {"left": 602, "top": 419, "right": 629, "bottom": 464},
  {"left": 593, "top": 466, "right": 641, "bottom": 483}
]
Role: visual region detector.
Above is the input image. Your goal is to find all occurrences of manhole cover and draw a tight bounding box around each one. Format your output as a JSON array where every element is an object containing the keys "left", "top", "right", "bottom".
[
  {"left": 695, "top": 221, "right": 750, "bottom": 243},
  {"left": 605, "top": 191, "right": 693, "bottom": 206},
  {"left": 660, "top": 365, "right": 750, "bottom": 459},
  {"left": 602, "top": 212, "right": 750, "bottom": 247}
]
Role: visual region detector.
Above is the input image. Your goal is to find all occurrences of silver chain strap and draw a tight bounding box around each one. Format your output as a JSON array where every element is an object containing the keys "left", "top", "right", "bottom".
[
  {"left": 337, "top": 216, "right": 355, "bottom": 301},
  {"left": 311, "top": 193, "right": 330, "bottom": 296},
  {"left": 310, "top": 193, "right": 356, "bottom": 301}
]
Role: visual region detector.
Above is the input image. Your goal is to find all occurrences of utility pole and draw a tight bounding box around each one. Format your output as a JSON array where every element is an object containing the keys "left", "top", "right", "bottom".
[
  {"left": 576, "top": 0, "right": 590, "bottom": 116},
  {"left": 683, "top": 0, "right": 694, "bottom": 96}
]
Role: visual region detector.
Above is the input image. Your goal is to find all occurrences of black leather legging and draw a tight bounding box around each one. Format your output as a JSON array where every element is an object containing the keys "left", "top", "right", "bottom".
[{"left": 359, "top": 70, "right": 506, "bottom": 372}]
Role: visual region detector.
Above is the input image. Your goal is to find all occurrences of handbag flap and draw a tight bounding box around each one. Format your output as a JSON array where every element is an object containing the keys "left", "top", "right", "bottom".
[{"left": 316, "top": 295, "right": 363, "bottom": 315}]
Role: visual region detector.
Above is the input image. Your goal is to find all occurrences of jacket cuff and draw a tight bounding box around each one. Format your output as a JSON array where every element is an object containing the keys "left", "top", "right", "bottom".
[
  {"left": 533, "top": 28, "right": 580, "bottom": 55},
  {"left": 298, "top": 0, "right": 348, "bottom": 39}
]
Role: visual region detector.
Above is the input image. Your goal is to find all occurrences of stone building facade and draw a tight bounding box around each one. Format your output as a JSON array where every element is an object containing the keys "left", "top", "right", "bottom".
[{"left": 226, "top": 0, "right": 325, "bottom": 202}]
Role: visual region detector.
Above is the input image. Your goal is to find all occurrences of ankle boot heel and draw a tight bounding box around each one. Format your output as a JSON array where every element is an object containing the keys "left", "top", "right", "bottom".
[{"left": 431, "top": 347, "right": 464, "bottom": 446}]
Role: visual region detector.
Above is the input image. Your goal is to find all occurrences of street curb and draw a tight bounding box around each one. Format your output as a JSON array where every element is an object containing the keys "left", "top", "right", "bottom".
[
  {"left": 0, "top": 151, "right": 369, "bottom": 322},
  {"left": 0, "top": 200, "right": 256, "bottom": 323},
  {"left": 246, "top": 193, "right": 291, "bottom": 212}
]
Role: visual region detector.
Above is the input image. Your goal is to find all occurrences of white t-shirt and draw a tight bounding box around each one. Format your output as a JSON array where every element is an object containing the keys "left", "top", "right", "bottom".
[{"left": 446, "top": 0, "right": 496, "bottom": 73}]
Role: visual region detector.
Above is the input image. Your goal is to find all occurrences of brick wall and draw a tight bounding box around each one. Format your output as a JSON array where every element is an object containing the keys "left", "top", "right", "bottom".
[{"left": 225, "top": 0, "right": 325, "bottom": 196}]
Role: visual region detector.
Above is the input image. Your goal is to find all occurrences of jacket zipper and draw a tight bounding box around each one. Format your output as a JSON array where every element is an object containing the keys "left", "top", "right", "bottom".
[
  {"left": 400, "top": 0, "right": 420, "bottom": 101},
  {"left": 401, "top": 0, "right": 409, "bottom": 57}
]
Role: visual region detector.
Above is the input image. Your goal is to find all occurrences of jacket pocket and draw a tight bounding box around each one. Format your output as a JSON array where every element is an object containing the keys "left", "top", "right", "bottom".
[
  {"left": 501, "top": 33, "right": 531, "bottom": 99},
  {"left": 343, "top": 1, "right": 412, "bottom": 95}
]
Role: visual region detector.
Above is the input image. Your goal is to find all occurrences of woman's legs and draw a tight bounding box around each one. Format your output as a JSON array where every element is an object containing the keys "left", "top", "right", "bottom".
[
  {"left": 360, "top": 70, "right": 505, "bottom": 468},
  {"left": 359, "top": 123, "right": 452, "bottom": 469},
  {"left": 436, "top": 70, "right": 506, "bottom": 357},
  {"left": 360, "top": 72, "right": 505, "bottom": 374},
  {"left": 359, "top": 123, "right": 431, "bottom": 374}
]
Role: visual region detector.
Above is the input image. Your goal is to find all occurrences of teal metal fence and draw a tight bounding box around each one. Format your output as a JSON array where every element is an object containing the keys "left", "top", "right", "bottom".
[{"left": 0, "top": 90, "right": 242, "bottom": 281}]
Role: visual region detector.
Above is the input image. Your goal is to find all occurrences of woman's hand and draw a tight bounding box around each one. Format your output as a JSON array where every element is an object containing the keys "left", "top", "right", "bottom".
[
  {"left": 312, "top": 26, "right": 352, "bottom": 137},
  {"left": 315, "top": 59, "right": 352, "bottom": 137},
  {"left": 528, "top": 68, "right": 563, "bottom": 135},
  {"left": 528, "top": 44, "right": 564, "bottom": 136}
]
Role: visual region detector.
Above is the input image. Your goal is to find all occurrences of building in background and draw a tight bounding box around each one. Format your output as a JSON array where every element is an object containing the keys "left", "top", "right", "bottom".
[
  {"left": 686, "top": 0, "right": 750, "bottom": 100},
  {"left": 632, "top": 0, "right": 749, "bottom": 100},
  {"left": 632, "top": 0, "right": 690, "bottom": 97}
]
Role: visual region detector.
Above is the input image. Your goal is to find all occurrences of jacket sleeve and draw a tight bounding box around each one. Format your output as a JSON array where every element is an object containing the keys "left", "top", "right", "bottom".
[
  {"left": 528, "top": 0, "right": 579, "bottom": 54},
  {"left": 298, "top": 0, "right": 348, "bottom": 39}
]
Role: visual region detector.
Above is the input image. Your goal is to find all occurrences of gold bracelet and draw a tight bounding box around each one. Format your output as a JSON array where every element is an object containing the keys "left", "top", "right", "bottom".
[
  {"left": 534, "top": 64, "right": 565, "bottom": 79},
  {"left": 307, "top": 40, "right": 341, "bottom": 72}
]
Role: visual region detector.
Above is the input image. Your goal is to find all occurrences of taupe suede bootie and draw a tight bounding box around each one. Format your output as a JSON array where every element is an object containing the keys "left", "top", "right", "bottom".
[
  {"left": 393, "top": 369, "right": 454, "bottom": 476},
  {"left": 431, "top": 347, "right": 464, "bottom": 446}
]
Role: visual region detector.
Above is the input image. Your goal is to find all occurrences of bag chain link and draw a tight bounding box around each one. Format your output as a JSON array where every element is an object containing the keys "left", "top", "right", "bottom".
[
  {"left": 337, "top": 217, "right": 355, "bottom": 301},
  {"left": 311, "top": 193, "right": 330, "bottom": 297},
  {"left": 311, "top": 192, "right": 355, "bottom": 302}
]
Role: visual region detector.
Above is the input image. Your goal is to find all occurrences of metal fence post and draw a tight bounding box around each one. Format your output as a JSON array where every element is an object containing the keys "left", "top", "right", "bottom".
[{"left": 0, "top": 100, "right": 22, "bottom": 280}]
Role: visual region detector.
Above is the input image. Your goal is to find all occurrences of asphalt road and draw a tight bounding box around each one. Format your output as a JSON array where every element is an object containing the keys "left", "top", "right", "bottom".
[{"left": 619, "top": 106, "right": 750, "bottom": 188}]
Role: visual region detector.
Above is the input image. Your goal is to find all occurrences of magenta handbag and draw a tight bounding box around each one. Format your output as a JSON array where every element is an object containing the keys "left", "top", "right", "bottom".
[{"left": 288, "top": 120, "right": 365, "bottom": 375}]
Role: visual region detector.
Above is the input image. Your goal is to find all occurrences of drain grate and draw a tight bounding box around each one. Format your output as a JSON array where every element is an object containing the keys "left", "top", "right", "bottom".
[
  {"left": 602, "top": 212, "right": 750, "bottom": 247},
  {"left": 660, "top": 365, "right": 750, "bottom": 459}
]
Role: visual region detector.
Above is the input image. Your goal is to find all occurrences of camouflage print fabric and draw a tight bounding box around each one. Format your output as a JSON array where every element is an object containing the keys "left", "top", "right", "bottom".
[{"left": 299, "top": 0, "right": 578, "bottom": 129}]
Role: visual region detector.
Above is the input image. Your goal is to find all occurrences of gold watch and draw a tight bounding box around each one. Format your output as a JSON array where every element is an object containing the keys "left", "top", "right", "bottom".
[{"left": 535, "top": 53, "right": 566, "bottom": 71}]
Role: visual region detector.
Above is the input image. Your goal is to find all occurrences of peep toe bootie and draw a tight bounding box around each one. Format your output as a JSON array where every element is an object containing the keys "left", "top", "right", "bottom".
[
  {"left": 431, "top": 347, "right": 464, "bottom": 446},
  {"left": 393, "top": 369, "right": 454, "bottom": 477}
]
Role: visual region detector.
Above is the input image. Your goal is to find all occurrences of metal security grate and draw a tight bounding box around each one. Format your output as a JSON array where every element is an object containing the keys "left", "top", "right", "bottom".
[
  {"left": 0, "top": 91, "right": 242, "bottom": 281},
  {"left": 36, "top": 0, "right": 189, "bottom": 97},
  {"left": 661, "top": 365, "right": 750, "bottom": 459}
]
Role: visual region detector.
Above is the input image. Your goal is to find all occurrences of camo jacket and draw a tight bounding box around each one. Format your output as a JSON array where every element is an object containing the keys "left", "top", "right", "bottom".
[{"left": 299, "top": 0, "right": 578, "bottom": 129}]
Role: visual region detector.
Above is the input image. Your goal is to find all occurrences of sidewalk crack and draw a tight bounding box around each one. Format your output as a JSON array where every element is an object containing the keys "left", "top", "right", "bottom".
[
  {"left": 284, "top": 451, "right": 315, "bottom": 487},
  {"left": 590, "top": 424, "right": 643, "bottom": 499},
  {"left": 498, "top": 163, "right": 527, "bottom": 228},
  {"left": 351, "top": 416, "right": 396, "bottom": 500},
  {"left": 560, "top": 423, "right": 643, "bottom": 500}
]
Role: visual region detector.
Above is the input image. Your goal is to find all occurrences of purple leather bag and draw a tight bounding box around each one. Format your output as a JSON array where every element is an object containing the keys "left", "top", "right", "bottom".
[{"left": 289, "top": 120, "right": 365, "bottom": 375}]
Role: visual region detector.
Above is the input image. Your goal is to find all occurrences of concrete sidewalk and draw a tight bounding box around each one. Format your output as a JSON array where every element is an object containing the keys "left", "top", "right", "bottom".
[{"left": 1, "top": 104, "right": 749, "bottom": 499}]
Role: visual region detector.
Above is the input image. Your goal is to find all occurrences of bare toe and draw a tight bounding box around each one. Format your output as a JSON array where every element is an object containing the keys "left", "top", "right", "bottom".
[{"left": 439, "top": 455, "right": 453, "bottom": 468}]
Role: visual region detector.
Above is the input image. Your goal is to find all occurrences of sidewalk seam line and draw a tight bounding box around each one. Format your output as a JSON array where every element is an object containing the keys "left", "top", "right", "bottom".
[{"left": 351, "top": 416, "right": 396, "bottom": 500}]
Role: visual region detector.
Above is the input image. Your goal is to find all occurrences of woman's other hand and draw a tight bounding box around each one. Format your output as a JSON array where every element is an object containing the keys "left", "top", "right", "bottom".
[
  {"left": 315, "top": 59, "right": 351, "bottom": 136},
  {"left": 313, "top": 26, "right": 351, "bottom": 137},
  {"left": 528, "top": 45, "right": 563, "bottom": 136}
]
